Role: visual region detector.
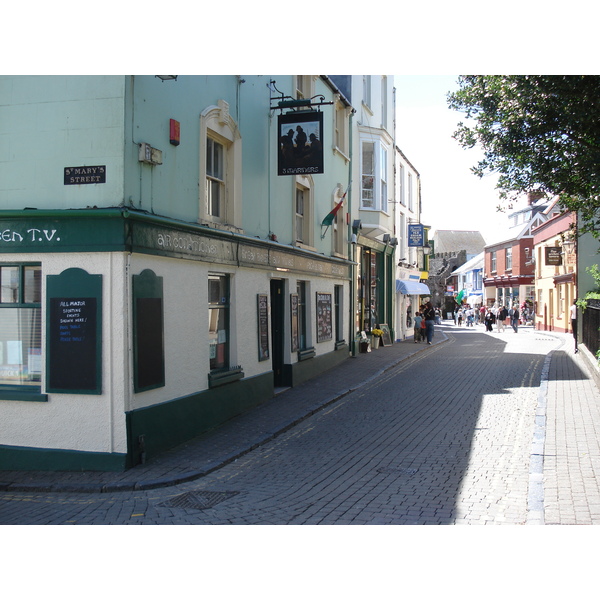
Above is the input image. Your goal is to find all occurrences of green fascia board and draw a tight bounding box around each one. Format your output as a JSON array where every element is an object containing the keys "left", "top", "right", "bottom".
[{"left": 0, "top": 208, "right": 353, "bottom": 279}]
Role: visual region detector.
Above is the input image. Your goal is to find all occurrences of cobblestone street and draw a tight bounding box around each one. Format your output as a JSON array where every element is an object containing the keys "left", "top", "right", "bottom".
[{"left": 3, "top": 324, "right": 597, "bottom": 527}]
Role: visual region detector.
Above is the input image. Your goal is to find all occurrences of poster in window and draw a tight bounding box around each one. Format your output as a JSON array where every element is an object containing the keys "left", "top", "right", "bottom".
[
  {"left": 257, "top": 294, "right": 269, "bottom": 361},
  {"left": 316, "top": 292, "right": 332, "bottom": 343},
  {"left": 290, "top": 293, "right": 299, "bottom": 352},
  {"left": 278, "top": 111, "right": 324, "bottom": 176}
]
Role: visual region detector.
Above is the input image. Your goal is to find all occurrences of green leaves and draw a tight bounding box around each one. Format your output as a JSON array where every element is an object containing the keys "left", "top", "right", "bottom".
[{"left": 448, "top": 75, "right": 600, "bottom": 237}]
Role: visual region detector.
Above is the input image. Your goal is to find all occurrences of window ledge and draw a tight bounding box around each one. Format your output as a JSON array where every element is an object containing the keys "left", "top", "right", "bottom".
[
  {"left": 0, "top": 388, "right": 48, "bottom": 402},
  {"left": 208, "top": 367, "right": 244, "bottom": 388},
  {"left": 298, "top": 348, "right": 316, "bottom": 361},
  {"left": 335, "top": 340, "right": 347, "bottom": 350}
]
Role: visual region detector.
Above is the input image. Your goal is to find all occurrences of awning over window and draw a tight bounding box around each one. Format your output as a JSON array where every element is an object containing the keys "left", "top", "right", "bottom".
[{"left": 396, "top": 279, "right": 431, "bottom": 295}]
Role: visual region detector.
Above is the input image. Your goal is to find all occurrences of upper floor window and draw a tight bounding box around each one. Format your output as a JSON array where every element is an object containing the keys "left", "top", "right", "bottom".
[
  {"left": 295, "top": 175, "right": 314, "bottom": 248},
  {"left": 0, "top": 264, "right": 42, "bottom": 388},
  {"left": 200, "top": 101, "right": 242, "bottom": 230},
  {"left": 505, "top": 247, "right": 513, "bottom": 270},
  {"left": 206, "top": 137, "right": 224, "bottom": 219},
  {"left": 360, "top": 138, "right": 390, "bottom": 212},
  {"left": 491, "top": 251, "right": 497, "bottom": 272},
  {"left": 363, "top": 75, "right": 372, "bottom": 109},
  {"left": 334, "top": 96, "right": 350, "bottom": 157},
  {"left": 408, "top": 172, "right": 414, "bottom": 212},
  {"left": 381, "top": 76, "right": 388, "bottom": 129}
]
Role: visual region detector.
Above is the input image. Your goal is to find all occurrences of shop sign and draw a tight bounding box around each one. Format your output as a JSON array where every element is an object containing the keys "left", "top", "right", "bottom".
[
  {"left": 545, "top": 246, "right": 563, "bottom": 266},
  {"left": 408, "top": 224, "right": 424, "bottom": 247},
  {"left": 277, "top": 111, "right": 324, "bottom": 175}
]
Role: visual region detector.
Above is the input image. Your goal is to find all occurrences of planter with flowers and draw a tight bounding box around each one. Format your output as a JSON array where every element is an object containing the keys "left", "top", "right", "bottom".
[{"left": 370, "top": 328, "right": 383, "bottom": 349}]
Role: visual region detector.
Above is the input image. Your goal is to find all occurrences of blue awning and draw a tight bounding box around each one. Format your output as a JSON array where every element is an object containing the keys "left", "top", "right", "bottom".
[{"left": 396, "top": 279, "right": 431, "bottom": 295}]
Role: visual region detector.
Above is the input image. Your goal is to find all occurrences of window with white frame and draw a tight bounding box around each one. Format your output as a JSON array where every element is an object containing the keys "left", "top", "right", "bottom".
[
  {"left": 408, "top": 172, "right": 414, "bottom": 211},
  {"left": 295, "top": 76, "right": 314, "bottom": 105},
  {"left": 200, "top": 101, "right": 242, "bottom": 229},
  {"left": 361, "top": 138, "right": 390, "bottom": 211},
  {"left": 505, "top": 247, "right": 513, "bottom": 270},
  {"left": 332, "top": 186, "right": 346, "bottom": 255},
  {"left": 363, "top": 75, "right": 372, "bottom": 109},
  {"left": 381, "top": 76, "right": 388, "bottom": 129},
  {"left": 380, "top": 145, "right": 388, "bottom": 213},
  {"left": 295, "top": 176, "right": 313, "bottom": 247},
  {"left": 0, "top": 264, "right": 42, "bottom": 388},
  {"left": 491, "top": 251, "right": 497, "bottom": 272},
  {"left": 334, "top": 96, "right": 349, "bottom": 157},
  {"left": 206, "top": 137, "right": 224, "bottom": 219}
]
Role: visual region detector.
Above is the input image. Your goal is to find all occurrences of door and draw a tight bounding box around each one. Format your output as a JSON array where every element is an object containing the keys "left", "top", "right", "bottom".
[{"left": 270, "top": 279, "right": 285, "bottom": 387}]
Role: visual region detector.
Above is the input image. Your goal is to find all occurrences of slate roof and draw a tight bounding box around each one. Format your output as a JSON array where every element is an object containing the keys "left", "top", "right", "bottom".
[{"left": 432, "top": 230, "right": 486, "bottom": 255}]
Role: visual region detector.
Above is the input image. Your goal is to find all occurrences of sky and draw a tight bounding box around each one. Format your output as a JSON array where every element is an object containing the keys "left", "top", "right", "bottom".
[{"left": 394, "top": 75, "right": 505, "bottom": 245}]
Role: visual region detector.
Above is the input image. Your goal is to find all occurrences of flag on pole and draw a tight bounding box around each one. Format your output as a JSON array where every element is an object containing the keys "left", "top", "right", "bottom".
[{"left": 321, "top": 186, "right": 349, "bottom": 233}]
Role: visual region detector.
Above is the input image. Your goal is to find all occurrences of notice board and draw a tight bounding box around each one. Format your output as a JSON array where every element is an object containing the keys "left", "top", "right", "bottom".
[{"left": 46, "top": 269, "right": 102, "bottom": 394}]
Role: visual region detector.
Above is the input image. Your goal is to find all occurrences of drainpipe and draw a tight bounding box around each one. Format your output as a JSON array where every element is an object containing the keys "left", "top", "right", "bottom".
[{"left": 348, "top": 108, "right": 357, "bottom": 356}]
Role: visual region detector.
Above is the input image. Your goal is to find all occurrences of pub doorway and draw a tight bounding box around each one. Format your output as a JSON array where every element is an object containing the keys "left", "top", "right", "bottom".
[{"left": 270, "top": 279, "right": 285, "bottom": 387}]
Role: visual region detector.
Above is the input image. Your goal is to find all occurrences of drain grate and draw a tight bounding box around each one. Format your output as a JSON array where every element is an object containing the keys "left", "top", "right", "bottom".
[
  {"left": 377, "top": 467, "right": 418, "bottom": 476},
  {"left": 159, "top": 490, "right": 240, "bottom": 510}
]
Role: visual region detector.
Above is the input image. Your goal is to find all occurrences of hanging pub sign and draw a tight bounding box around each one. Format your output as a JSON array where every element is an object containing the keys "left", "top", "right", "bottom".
[
  {"left": 408, "top": 224, "right": 424, "bottom": 247},
  {"left": 278, "top": 111, "right": 324, "bottom": 176},
  {"left": 545, "top": 246, "right": 563, "bottom": 266}
]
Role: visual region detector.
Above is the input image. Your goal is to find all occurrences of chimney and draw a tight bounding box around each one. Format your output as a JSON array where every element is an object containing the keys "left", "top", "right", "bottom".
[{"left": 527, "top": 191, "right": 545, "bottom": 205}]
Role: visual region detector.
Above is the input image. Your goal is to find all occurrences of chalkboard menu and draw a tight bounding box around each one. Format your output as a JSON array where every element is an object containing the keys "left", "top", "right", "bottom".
[
  {"left": 316, "top": 293, "right": 332, "bottom": 343},
  {"left": 379, "top": 323, "right": 392, "bottom": 346},
  {"left": 48, "top": 298, "right": 98, "bottom": 391},
  {"left": 257, "top": 294, "right": 269, "bottom": 361},
  {"left": 46, "top": 268, "right": 102, "bottom": 394}
]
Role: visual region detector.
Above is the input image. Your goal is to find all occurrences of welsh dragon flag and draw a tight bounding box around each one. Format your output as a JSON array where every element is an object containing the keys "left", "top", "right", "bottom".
[{"left": 321, "top": 186, "right": 349, "bottom": 227}]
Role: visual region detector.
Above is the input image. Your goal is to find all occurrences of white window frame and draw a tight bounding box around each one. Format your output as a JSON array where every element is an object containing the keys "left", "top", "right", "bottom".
[
  {"left": 294, "top": 175, "right": 314, "bottom": 249},
  {"left": 360, "top": 137, "right": 390, "bottom": 212},
  {"left": 199, "top": 101, "right": 242, "bottom": 230}
]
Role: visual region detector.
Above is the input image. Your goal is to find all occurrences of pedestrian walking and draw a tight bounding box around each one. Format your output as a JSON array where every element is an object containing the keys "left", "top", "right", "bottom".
[
  {"left": 571, "top": 300, "right": 578, "bottom": 353},
  {"left": 422, "top": 301, "right": 436, "bottom": 345},
  {"left": 413, "top": 311, "right": 423, "bottom": 343},
  {"left": 457, "top": 308, "right": 463, "bottom": 326},
  {"left": 496, "top": 305, "right": 508, "bottom": 333},
  {"left": 509, "top": 304, "right": 520, "bottom": 333},
  {"left": 484, "top": 309, "right": 495, "bottom": 332}
]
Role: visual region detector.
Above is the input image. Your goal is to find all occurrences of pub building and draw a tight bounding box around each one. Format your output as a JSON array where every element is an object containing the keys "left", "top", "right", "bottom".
[{"left": 0, "top": 75, "right": 355, "bottom": 471}]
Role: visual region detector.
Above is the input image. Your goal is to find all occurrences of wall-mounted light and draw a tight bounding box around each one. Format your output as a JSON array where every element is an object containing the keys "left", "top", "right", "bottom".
[
  {"left": 383, "top": 234, "right": 391, "bottom": 244},
  {"left": 352, "top": 219, "right": 362, "bottom": 233},
  {"left": 390, "top": 237, "right": 398, "bottom": 247},
  {"left": 423, "top": 244, "right": 431, "bottom": 255},
  {"left": 155, "top": 75, "right": 178, "bottom": 82}
]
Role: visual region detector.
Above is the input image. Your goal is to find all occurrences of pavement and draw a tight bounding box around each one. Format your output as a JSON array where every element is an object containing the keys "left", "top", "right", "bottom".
[{"left": 1, "top": 321, "right": 599, "bottom": 526}]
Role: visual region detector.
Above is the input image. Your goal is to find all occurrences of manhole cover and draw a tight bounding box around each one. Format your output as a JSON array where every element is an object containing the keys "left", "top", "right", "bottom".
[
  {"left": 159, "top": 490, "right": 240, "bottom": 510},
  {"left": 377, "top": 467, "right": 418, "bottom": 476}
]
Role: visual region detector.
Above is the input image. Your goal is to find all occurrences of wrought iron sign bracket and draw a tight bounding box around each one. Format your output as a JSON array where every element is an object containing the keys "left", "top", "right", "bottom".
[{"left": 269, "top": 79, "right": 333, "bottom": 113}]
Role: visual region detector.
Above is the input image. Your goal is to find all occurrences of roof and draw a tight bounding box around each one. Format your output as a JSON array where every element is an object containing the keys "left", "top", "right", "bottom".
[
  {"left": 451, "top": 252, "right": 484, "bottom": 276},
  {"left": 432, "top": 230, "right": 486, "bottom": 255}
]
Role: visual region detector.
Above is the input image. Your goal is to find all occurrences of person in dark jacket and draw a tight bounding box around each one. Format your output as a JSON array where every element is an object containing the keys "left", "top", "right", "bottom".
[{"left": 422, "top": 301, "right": 436, "bottom": 345}]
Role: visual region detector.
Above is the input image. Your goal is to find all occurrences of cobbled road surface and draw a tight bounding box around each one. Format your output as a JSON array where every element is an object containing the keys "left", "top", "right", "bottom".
[{"left": 0, "top": 327, "right": 559, "bottom": 525}]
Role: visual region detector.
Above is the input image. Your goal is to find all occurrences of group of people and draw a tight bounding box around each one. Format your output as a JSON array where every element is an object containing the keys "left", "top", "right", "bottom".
[
  {"left": 411, "top": 300, "right": 537, "bottom": 344},
  {"left": 413, "top": 301, "right": 436, "bottom": 345},
  {"left": 454, "top": 303, "right": 525, "bottom": 333}
]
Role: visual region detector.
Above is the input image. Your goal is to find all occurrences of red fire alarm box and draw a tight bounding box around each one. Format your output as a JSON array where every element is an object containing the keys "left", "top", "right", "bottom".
[{"left": 170, "top": 119, "right": 180, "bottom": 146}]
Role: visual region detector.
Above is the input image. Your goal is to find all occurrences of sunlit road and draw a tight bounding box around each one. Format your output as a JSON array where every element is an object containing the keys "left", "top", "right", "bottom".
[{"left": 0, "top": 327, "right": 559, "bottom": 524}]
